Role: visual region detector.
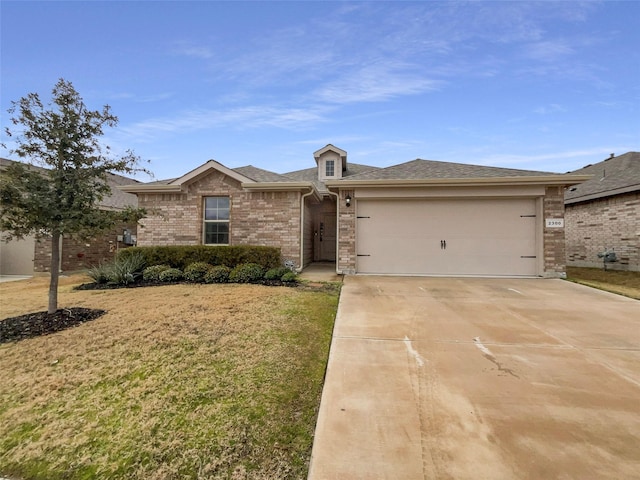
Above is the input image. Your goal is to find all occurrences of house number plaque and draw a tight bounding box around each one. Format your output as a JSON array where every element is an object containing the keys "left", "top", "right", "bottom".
[{"left": 545, "top": 218, "right": 564, "bottom": 228}]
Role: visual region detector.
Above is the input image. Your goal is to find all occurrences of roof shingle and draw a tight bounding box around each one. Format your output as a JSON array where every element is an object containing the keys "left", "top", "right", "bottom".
[
  {"left": 343, "top": 158, "right": 559, "bottom": 181},
  {"left": 565, "top": 152, "right": 640, "bottom": 204}
]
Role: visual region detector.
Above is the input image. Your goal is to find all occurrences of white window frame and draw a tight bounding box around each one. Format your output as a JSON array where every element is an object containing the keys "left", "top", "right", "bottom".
[
  {"left": 203, "top": 196, "right": 230, "bottom": 245},
  {"left": 325, "top": 159, "right": 335, "bottom": 177}
]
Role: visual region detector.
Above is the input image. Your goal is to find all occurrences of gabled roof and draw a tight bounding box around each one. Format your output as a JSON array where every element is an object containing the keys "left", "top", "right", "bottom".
[
  {"left": 233, "top": 165, "right": 292, "bottom": 183},
  {"left": 342, "top": 158, "right": 558, "bottom": 180},
  {"left": 313, "top": 144, "right": 347, "bottom": 161},
  {"left": 325, "top": 158, "right": 589, "bottom": 188},
  {"left": 565, "top": 152, "right": 640, "bottom": 204},
  {"left": 285, "top": 163, "right": 379, "bottom": 192},
  {"left": 122, "top": 159, "right": 256, "bottom": 193},
  {"left": 0, "top": 157, "right": 139, "bottom": 210}
]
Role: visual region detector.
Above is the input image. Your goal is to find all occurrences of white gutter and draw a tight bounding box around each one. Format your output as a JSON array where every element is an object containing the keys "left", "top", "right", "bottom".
[
  {"left": 118, "top": 184, "right": 183, "bottom": 193},
  {"left": 325, "top": 175, "right": 592, "bottom": 188}
]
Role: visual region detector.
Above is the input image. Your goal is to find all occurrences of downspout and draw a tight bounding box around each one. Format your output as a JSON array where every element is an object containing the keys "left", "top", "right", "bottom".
[
  {"left": 325, "top": 190, "right": 341, "bottom": 275},
  {"left": 297, "top": 187, "right": 315, "bottom": 273}
]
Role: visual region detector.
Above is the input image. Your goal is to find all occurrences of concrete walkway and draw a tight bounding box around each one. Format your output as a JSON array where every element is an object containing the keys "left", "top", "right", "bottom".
[
  {"left": 308, "top": 276, "right": 640, "bottom": 480},
  {"left": 0, "top": 275, "right": 32, "bottom": 283},
  {"left": 299, "top": 262, "right": 343, "bottom": 283}
]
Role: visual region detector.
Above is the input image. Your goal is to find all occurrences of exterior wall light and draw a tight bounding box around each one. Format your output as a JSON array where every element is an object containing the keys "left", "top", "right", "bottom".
[{"left": 345, "top": 194, "right": 352, "bottom": 207}]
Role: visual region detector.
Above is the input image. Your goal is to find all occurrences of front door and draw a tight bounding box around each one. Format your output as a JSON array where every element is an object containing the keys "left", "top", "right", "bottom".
[{"left": 318, "top": 213, "right": 337, "bottom": 261}]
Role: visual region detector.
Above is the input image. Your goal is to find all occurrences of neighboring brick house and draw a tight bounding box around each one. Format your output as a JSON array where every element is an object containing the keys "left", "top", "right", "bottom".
[
  {"left": 0, "top": 158, "right": 140, "bottom": 275},
  {"left": 123, "top": 145, "right": 589, "bottom": 278},
  {"left": 565, "top": 152, "right": 640, "bottom": 271}
]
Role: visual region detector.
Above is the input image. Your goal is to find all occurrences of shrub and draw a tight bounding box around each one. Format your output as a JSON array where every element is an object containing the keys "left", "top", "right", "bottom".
[
  {"left": 142, "top": 264, "right": 171, "bottom": 282},
  {"left": 117, "top": 245, "right": 281, "bottom": 270},
  {"left": 264, "top": 267, "right": 290, "bottom": 281},
  {"left": 87, "top": 263, "right": 112, "bottom": 284},
  {"left": 229, "top": 263, "right": 264, "bottom": 283},
  {"left": 86, "top": 252, "right": 146, "bottom": 286},
  {"left": 108, "top": 252, "right": 146, "bottom": 285},
  {"left": 204, "top": 265, "right": 232, "bottom": 284},
  {"left": 281, "top": 271, "right": 298, "bottom": 283},
  {"left": 184, "top": 262, "right": 212, "bottom": 282},
  {"left": 158, "top": 268, "right": 183, "bottom": 283}
]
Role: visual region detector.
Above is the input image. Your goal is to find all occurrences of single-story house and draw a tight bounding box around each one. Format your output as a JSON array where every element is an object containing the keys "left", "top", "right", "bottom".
[
  {"left": 0, "top": 158, "right": 140, "bottom": 275},
  {"left": 565, "top": 152, "right": 639, "bottom": 271},
  {"left": 122, "top": 144, "right": 590, "bottom": 277}
]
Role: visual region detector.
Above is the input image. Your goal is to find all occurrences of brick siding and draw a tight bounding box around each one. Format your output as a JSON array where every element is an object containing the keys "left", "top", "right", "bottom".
[
  {"left": 337, "top": 190, "right": 356, "bottom": 274},
  {"left": 137, "top": 170, "right": 302, "bottom": 268},
  {"left": 565, "top": 191, "right": 639, "bottom": 271},
  {"left": 542, "top": 186, "right": 567, "bottom": 277},
  {"left": 33, "top": 221, "right": 137, "bottom": 273}
]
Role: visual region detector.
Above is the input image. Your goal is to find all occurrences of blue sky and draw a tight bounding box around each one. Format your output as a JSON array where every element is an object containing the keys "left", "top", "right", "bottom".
[{"left": 1, "top": 1, "right": 638, "bottom": 180}]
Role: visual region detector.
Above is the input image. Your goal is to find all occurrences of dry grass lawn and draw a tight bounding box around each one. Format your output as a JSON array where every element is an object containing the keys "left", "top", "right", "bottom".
[
  {"left": 0, "top": 276, "right": 339, "bottom": 480},
  {"left": 566, "top": 266, "right": 640, "bottom": 299}
]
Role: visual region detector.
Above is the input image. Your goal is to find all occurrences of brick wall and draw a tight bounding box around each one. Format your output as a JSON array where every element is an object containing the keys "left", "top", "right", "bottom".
[
  {"left": 33, "top": 221, "right": 137, "bottom": 273},
  {"left": 565, "top": 191, "right": 639, "bottom": 271},
  {"left": 137, "top": 170, "right": 303, "bottom": 268},
  {"left": 542, "top": 186, "right": 567, "bottom": 277},
  {"left": 338, "top": 190, "right": 356, "bottom": 274}
]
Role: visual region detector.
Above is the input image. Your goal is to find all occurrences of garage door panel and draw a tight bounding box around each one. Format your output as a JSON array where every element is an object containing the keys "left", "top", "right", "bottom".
[{"left": 356, "top": 199, "right": 537, "bottom": 276}]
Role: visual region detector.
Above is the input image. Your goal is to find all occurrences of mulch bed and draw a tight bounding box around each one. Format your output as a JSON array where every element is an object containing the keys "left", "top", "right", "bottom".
[{"left": 0, "top": 308, "right": 106, "bottom": 344}]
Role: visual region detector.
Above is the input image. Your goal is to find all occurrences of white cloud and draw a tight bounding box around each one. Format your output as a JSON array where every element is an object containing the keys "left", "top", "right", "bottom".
[
  {"left": 315, "top": 62, "right": 441, "bottom": 104},
  {"left": 118, "top": 104, "right": 334, "bottom": 142},
  {"left": 525, "top": 40, "right": 575, "bottom": 61},
  {"left": 170, "top": 42, "right": 214, "bottom": 59},
  {"left": 534, "top": 104, "right": 567, "bottom": 115}
]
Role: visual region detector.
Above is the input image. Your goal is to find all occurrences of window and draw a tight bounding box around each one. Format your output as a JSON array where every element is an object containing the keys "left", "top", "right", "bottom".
[
  {"left": 325, "top": 159, "right": 335, "bottom": 177},
  {"left": 203, "top": 197, "right": 230, "bottom": 244}
]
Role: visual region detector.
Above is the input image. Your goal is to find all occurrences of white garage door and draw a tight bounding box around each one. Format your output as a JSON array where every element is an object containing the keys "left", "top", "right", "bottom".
[
  {"left": 0, "top": 234, "right": 35, "bottom": 275},
  {"left": 356, "top": 198, "right": 538, "bottom": 276}
]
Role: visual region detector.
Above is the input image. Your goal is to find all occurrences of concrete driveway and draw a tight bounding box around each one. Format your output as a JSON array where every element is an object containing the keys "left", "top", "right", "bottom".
[{"left": 308, "top": 276, "right": 640, "bottom": 480}]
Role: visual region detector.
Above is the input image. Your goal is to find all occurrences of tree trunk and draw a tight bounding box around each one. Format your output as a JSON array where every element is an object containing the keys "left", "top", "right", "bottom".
[{"left": 48, "top": 231, "right": 61, "bottom": 314}]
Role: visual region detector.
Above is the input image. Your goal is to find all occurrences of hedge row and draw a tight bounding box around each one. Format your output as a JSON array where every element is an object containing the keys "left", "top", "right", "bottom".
[{"left": 117, "top": 245, "right": 282, "bottom": 270}]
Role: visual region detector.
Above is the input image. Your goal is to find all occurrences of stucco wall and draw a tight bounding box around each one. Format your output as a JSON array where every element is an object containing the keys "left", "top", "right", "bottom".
[
  {"left": 565, "top": 191, "right": 639, "bottom": 271},
  {"left": 136, "top": 170, "right": 302, "bottom": 267}
]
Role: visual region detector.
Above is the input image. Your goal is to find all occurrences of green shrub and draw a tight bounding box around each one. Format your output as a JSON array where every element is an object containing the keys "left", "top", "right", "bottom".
[
  {"left": 281, "top": 271, "right": 298, "bottom": 283},
  {"left": 87, "top": 263, "right": 112, "bottom": 284},
  {"left": 117, "top": 245, "right": 281, "bottom": 270},
  {"left": 264, "top": 266, "right": 290, "bottom": 280},
  {"left": 158, "top": 268, "right": 183, "bottom": 282},
  {"left": 86, "top": 252, "right": 146, "bottom": 286},
  {"left": 184, "top": 262, "right": 212, "bottom": 282},
  {"left": 229, "top": 263, "right": 264, "bottom": 283},
  {"left": 142, "top": 264, "right": 171, "bottom": 282},
  {"left": 108, "top": 252, "right": 146, "bottom": 285},
  {"left": 204, "top": 265, "right": 232, "bottom": 284}
]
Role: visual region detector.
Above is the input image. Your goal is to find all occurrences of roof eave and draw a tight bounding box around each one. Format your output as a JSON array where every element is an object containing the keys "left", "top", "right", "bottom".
[
  {"left": 118, "top": 184, "right": 183, "bottom": 194},
  {"left": 565, "top": 183, "right": 640, "bottom": 205},
  {"left": 326, "top": 175, "right": 592, "bottom": 189}
]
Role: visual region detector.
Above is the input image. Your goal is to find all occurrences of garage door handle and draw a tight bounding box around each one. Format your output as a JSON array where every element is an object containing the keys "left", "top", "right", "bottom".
[{"left": 441, "top": 240, "right": 447, "bottom": 249}]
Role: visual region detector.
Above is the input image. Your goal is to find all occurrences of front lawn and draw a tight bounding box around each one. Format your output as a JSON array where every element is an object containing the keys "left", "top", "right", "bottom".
[
  {"left": 0, "top": 276, "right": 339, "bottom": 480},
  {"left": 566, "top": 266, "right": 640, "bottom": 300}
]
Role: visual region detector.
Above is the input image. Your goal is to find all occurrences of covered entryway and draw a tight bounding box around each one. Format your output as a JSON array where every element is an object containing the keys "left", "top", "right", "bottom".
[
  {"left": 356, "top": 198, "right": 538, "bottom": 276},
  {"left": 311, "top": 199, "right": 337, "bottom": 263}
]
